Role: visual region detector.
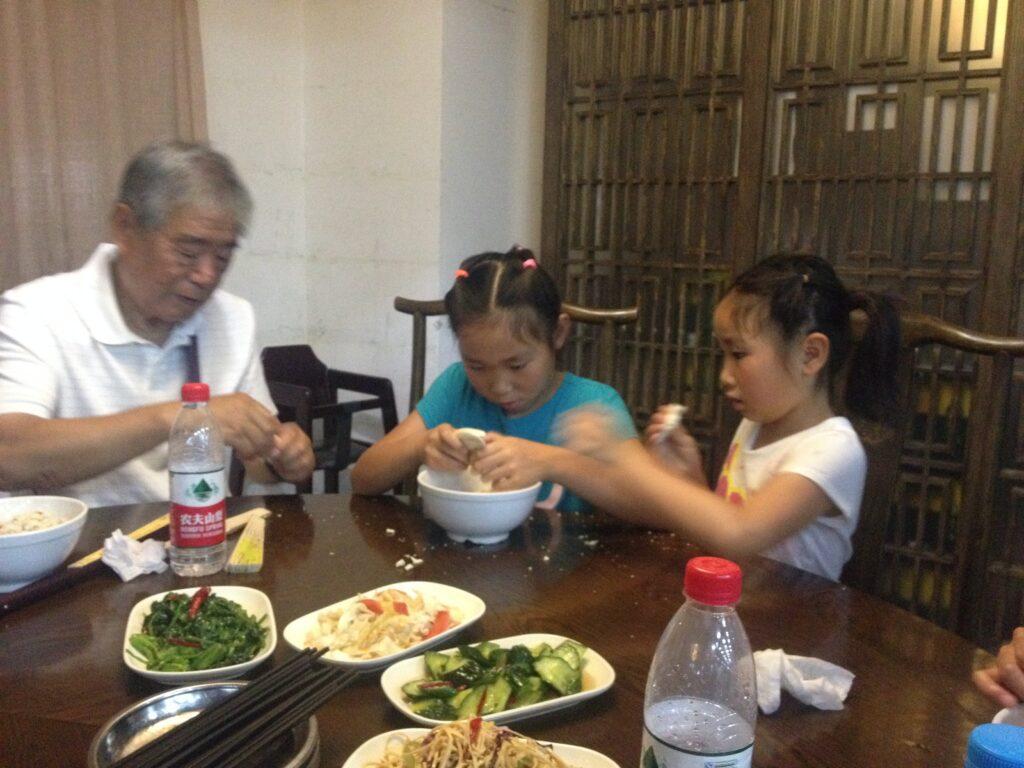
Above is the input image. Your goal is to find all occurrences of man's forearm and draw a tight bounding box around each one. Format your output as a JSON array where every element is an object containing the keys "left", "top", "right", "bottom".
[{"left": 0, "top": 406, "right": 178, "bottom": 491}]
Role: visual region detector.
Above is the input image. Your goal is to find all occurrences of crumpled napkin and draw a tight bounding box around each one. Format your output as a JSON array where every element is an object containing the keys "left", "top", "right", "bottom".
[
  {"left": 753, "top": 648, "right": 854, "bottom": 714},
  {"left": 101, "top": 529, "right": 168, "bottom": 581}
]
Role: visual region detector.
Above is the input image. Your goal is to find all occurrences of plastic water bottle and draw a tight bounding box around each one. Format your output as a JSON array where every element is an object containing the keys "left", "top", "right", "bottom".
[
  {"left": 964, "top": 724, "right": 1024, "bottom": 768},
  {"left": 169, "top": 382, "right": 226, "bottom": 576},
  {"left": 640, "top": 557, "right": 757, "bottom": 768}
]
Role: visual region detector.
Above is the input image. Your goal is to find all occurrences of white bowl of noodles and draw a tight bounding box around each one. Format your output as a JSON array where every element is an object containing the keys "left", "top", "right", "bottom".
[
  {"left": 0, "top": 496, "right": 88, "bottom": 592},
  {"left": 342, "top": 723, "right": 620, "bottom": 768}
]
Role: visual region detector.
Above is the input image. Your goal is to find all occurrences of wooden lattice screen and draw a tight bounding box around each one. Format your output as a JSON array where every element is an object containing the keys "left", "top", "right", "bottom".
[{"left": 542, "top": 0, "right": 1024, "bottom": 650}]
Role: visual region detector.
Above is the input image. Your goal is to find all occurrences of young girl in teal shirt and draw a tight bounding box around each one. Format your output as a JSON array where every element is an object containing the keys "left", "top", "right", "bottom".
[{"left": 351, "top": 247, "right": 636, "bottom": 512}]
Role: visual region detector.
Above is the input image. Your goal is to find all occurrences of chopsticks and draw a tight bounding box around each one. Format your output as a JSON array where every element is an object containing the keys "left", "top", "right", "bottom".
[{"left": 112, "top": 648, "right": 359, "bottom": 768}]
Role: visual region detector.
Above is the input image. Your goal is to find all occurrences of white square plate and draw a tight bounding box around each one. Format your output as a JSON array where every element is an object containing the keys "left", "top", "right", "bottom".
[
  {"left": 342, "top": 728, "right": 620, "bottom": 768},
  {"left": 380, "top": 632, "right": 615, "bottom": 725},
  {"left": 282, "top": 581, "right": 485, "bottom": 669},
  {"left": 123, "top": 585, "right": 276, "bottom": 685}
]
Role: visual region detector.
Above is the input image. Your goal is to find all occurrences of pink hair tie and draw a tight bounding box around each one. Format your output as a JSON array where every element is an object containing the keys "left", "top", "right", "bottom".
[
  {"left": 455, "top": 269, "right": 469, "bottom": 279},
  {"left": 522, "top": 258, "right": 538, "bottom": 270}
]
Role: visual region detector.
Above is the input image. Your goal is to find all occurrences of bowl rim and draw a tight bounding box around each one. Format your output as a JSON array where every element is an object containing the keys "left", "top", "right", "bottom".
[
  {"left": 0, "top": 496, "right": 88, "bottom": 544},
  {"left": 416, "top": 469, "right": 541, "bottom": 500}
]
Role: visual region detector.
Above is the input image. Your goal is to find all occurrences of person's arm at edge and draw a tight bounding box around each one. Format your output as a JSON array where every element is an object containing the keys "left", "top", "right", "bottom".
[
  {"left": 350, "top": 410, "right": 430, "bottom": 495},
  {"left": 549, "top": 440, "right": 836, "bottom": 559},
  {"left": 0, "top": 406, "right": 178, "bottom": 492}
]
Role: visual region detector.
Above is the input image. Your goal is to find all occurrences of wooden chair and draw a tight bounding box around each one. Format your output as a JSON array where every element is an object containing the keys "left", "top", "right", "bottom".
[
  {"left": 392, "top": 297, "right": 639, "bottom": 412},
  {"left": 258, "top": 345, "right": 399, "bottom": 493},
  {"left": 843, "top": 311, "right": 1024, "bottom": 650}
]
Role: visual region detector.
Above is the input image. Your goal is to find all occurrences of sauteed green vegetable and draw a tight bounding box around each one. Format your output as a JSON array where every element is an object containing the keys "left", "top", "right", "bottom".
[{"left": 128, "top": 587, "right": 268, "bottom": 671}]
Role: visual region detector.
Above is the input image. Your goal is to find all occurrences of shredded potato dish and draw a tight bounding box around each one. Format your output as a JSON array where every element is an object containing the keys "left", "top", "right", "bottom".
[
  {"left": 306, "top": 588, "right": 459, "bottom": 659},
  {"left": 0, "top": 510, "right": 61, "bottom": 535},
  {"left": 365, "top": 719, "right": 573, "bottom": 768}
]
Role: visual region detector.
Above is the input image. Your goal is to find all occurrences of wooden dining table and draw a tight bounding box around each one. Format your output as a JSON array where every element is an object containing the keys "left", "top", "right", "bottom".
[{"left": 0, "top": 493, "right": 1002, "bottom": 767}]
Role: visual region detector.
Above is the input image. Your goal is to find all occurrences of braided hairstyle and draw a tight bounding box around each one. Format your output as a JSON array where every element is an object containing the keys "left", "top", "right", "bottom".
[
  {"left": 444, "top": 246, "right": 563, "bottom": 347},
  {"left": 726, "top": 254, "right": 901, "bottom": 427}
]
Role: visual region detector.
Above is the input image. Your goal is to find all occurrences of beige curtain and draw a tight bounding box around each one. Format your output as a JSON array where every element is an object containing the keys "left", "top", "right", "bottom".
[{"left": 0, "top": 0, "right": 207, "bottom": 292}]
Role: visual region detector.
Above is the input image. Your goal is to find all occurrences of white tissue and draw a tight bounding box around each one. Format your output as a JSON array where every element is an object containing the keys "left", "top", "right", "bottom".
[
  {"left": 101, "top": 529, "right": 168, "bottom": 581},
  {"left": 753, "top": 648, "right": 854, "bottom": 714}
]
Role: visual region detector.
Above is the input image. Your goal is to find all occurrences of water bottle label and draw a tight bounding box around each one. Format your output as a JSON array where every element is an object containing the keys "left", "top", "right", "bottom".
[
  {"left": 170, "top": 469, "right": 226, "bottom": 548},
  {"left": 641, "top": 728, "right": 753, "bottom": 768}
]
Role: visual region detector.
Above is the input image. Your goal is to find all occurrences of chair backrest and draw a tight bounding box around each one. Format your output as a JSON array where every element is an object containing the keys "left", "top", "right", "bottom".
[
  {"left": 260, "top": 345, "right": 332, "bottom": 405},
  {"left": 393, "top": 297, "right": 639, "bottom": 412},
  {"left": 843, "top": 310, "right": 1024, "bottom": 650}
]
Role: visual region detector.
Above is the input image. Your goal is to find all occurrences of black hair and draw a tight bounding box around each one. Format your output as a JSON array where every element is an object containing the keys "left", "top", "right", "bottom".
[
  {"left": 727, "top": 254, "right": 901, "bottom": 427},
  {"left": 444, "top": 246, "right": 563, "bottom": 346}
]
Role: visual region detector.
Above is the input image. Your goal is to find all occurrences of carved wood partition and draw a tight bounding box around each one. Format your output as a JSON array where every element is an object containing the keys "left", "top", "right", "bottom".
[{"left": 542, "top": 0, "right": 1024, "bottom": 650}]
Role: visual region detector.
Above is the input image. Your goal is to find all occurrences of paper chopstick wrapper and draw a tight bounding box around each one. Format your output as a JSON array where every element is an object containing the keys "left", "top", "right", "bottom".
[{"left": 225, "top": 516, "right": 266, "bottom": 573}]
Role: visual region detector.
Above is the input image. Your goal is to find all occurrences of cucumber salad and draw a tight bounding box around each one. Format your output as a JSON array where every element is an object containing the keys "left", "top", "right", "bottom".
[{"left": 400, "top": 639, "right": 587, "bottom": 720}]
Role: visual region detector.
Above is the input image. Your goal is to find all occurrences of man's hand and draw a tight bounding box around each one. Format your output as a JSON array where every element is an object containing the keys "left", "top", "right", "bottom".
[
  {"left": 207, "top": 393, "right": 279, "bottom": 461},
  {"left": 265, "top": 421, "right": 315, "bottom": 483}
]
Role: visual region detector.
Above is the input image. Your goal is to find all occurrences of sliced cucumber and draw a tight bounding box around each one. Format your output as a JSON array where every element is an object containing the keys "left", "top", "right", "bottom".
[
  {"left": 534, "top": 655, "right": 582, "bottom": 695},
  {"left": 455, "top": 685, "right": 486, "bottom": 719},
  {"left": 424, "top": 651, "right": 450, "bottom": 679},
  {"left": 480, "top": 676, "right": 512, "bottom": 715},
  {"left": 511, "top": 675, "right": 546, "bottom": 707},
  {"left": 550, "top": 642, "right": 581, "bottom": 670},
  {"left": 410, "top": 698, "right": 457, "bottom": 720},
  {"left": 402, "top": 679, "right": 457, "bottom": 700}
]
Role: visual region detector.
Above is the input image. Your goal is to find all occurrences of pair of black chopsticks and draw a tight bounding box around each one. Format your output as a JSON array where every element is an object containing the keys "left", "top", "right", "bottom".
[{"left": 111, "top": 648, "right": 358, "bottom": 768}]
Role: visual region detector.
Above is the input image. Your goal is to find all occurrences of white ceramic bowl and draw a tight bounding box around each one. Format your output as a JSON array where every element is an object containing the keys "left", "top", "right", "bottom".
[
  {"left": 123, "top": 586, "right": 277, "bottom": 685},
  {"left": 0, "top": 496, "right": 89, "bottom": 592},
  {"left": 417, "top": 468, "right": 542, "bottom": 544}
]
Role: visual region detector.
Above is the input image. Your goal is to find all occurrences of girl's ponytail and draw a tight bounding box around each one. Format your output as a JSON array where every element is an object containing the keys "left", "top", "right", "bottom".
[{"left": 844, "top": 291, "right": 901, "bottom": 428}]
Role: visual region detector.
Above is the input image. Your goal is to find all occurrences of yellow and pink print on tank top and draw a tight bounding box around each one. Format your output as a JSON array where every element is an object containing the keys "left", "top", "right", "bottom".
[{"left": 715, "top": 441, "right": 748, "bottom": 506}]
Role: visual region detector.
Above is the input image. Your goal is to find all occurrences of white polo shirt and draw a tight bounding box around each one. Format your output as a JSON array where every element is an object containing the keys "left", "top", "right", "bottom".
[{"left": 0, "top": 244, "right": 274, "bottom": 507}]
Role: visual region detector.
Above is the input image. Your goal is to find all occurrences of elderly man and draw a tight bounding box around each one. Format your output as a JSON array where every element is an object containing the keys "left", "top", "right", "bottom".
[{"left": 0, "top": 141, "right": 314, "bottom": 506}]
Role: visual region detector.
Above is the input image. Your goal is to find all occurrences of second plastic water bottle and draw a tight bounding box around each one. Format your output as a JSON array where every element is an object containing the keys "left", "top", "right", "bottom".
[
  {"left": 168, "top": 382, "right": 227, "bottom": 577},
  {"left": 640, "top": 556, "right": 757, "bottom": 768}
]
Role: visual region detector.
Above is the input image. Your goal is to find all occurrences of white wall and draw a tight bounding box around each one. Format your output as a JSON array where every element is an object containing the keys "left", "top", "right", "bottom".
[
  {"left": 198, "top": 0, "right": 307, "bottom": 349},
  {"left": 198, "top": 0, "right": 548, "bottom": 430},
  {"left": 304, "top": 0, "right": 444, "bottom": 419}
]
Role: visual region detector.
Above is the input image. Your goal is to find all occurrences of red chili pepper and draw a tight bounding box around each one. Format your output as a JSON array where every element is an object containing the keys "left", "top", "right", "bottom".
[
  {"left": 420, "top": 681, "right": 452, "bottom": 689},
  {"left": 469, "top": 716, "right": 482, "bottom": 743},
  {"left": 359, "top": 598, "right": 384, "bottom": 614},
  {"left": 187, "top": 586, "right": 211, "bottom": 619},
  {"left": 475, "top": 688, "right": 488, "bottom": 716},
  {"left": 167, "top": 637, "right": 201, "bottom": 648},
  {"left": 393, "top": 601, "right": 409, "bottom": 616}
]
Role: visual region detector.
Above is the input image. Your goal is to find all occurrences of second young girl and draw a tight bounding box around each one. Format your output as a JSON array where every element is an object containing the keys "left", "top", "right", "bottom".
[
  {"left": 351, "top": 247, "right": 638, "bottom": 512},
  {"left": 562, "top": 254, "right": 900, "bottom": 580}
]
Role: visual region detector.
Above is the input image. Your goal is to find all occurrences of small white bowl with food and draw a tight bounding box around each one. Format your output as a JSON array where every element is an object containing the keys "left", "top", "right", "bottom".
[
  {"left": 283, "top": 581, "right": 485, "bottom": 668},
  {"left": 123, "top": 585, "right": 276, "bottom": 685},
  {"left": 0, "top": 495, "right": 89, "bottom": 592},
  {"left": 417, "top": 462, "right": 542, "bottom": 545}
]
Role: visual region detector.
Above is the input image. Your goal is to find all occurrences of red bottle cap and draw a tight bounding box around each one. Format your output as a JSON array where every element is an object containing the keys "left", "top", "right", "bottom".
[
  {"left": 683, "top": 556, "right": 742, "bottom": 605},
  {"left": 181, "top": 382, "right": 210, "bottom": 402}
]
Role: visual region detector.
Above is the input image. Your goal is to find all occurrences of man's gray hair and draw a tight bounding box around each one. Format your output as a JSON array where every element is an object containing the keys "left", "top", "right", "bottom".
[{"left": 117, "top": 141, "right": 253, "bottom": 234}]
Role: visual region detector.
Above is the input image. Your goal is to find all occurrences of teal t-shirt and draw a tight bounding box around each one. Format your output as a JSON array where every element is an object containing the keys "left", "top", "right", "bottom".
[{"left": 416, "top": 363, "right": 637, "bottom": 512}]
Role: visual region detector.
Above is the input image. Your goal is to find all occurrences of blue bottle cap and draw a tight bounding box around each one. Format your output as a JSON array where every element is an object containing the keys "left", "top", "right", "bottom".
[{"left": 965, "top": 724, "right": 1024, "bottom": 768}]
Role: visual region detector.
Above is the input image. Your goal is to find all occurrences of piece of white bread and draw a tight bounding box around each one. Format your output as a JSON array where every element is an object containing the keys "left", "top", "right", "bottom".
[
  {"left": 455, "top": 428, "right": 492, "bottom": 492},
  {"left": 655, "top": 403, "right": 688, "bottom": 442}
]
